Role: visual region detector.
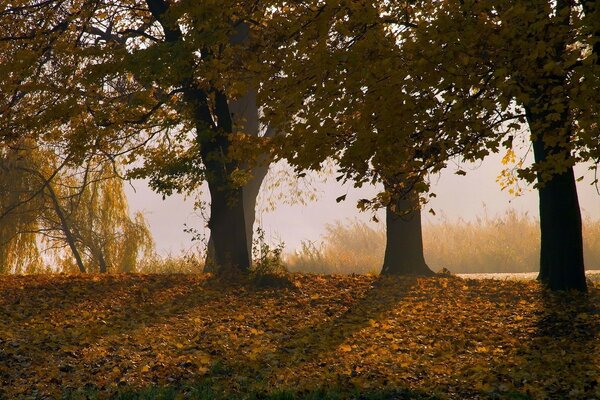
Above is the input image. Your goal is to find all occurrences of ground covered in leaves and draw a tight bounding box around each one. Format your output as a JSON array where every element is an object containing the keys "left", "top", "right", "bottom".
[{"left": 0, "top": 274, "right": 599, "bottom": 399}]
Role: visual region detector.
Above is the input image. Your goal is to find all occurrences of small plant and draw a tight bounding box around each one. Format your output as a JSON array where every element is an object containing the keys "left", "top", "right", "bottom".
[{"left": 250, "top": 227, "right": 289, "bottom": 287}]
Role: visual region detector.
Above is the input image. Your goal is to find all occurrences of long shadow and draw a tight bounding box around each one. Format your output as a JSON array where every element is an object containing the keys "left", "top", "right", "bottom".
[
  {"left": 511, "top": 288, "right": 600, "bottom": 399},
  {"left": 222, "top": 276, "right": 422, "bottom": 393},
  {"left": 0, "top": 274, "right": 261, "bottom": 397},
  {"left": 442, "top": 284, "right": 600, "bottom": 399},
  {"left": 270, "top": 276, "right": 418, "bottom": 361}
]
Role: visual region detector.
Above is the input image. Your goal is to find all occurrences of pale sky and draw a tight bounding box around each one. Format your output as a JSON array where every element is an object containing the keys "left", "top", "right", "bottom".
[{"left": 125, "top": 152, "right": 600, "bottom": 255}]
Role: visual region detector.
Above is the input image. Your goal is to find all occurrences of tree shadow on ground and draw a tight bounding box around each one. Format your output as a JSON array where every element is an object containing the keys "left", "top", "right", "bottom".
[
  {"left": 0, "top": 274, "right": 272, "bottom": 397},
  {"left": 222, "top": 276, "right": 423, "bottom": 392},
  {"left": 510, "top": 288, "right": 599, "bottom": 399},
  {"left": 445, "top": 285, "right": 600, "bottom": 399}
]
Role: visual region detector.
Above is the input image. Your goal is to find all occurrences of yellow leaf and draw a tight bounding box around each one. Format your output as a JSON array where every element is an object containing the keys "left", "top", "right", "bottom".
[
  {"left": 197, "top": 354, "right": 211, "bottom": 364},
  {"left": 198, "top": 366, "right": 209, "bottom": 374},
  {"left": 340, "top": 344, "right": 352, "bottom": 352}
]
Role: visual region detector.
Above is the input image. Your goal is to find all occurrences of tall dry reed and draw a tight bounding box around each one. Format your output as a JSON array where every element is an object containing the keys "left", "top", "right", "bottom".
[{"left": 286, "top": 210, "right": 600, "bottom": 274}]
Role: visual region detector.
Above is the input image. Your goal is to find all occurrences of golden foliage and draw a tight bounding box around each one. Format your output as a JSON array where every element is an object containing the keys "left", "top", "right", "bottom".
[
  {"left": 0, "top": 142, "right": 155, "bottom": 274},
  {"left": 0, "top": 274, "right": 598, "bottom": 399}
]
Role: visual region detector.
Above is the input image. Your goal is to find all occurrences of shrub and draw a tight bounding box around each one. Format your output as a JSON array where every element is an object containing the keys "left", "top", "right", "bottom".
[{"left": 250, "top": 227, "right": 290, "bottom": 288}]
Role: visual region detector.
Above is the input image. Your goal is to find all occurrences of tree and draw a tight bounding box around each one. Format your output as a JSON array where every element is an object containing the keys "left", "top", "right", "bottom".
[
  {"left": 0, "top": 144, "right": 45, "bottom": 273},
  {"left": 256, "top": 1, "right": 498, "bottom": 276},
  {"left": 416, "top": 0, "right": 600, "bottom": 290},
  {"left": 258, "top": 1, "right": 599, "bottom": 290},
  {"left": 203, "top": 88, "right": 277, "bottom": 272},
  {"left": 49, "top": 161, "right": 155, "bottom": 273},
  {"left": 0, "top": 140, "right": 154, "bottom": 273},
  {"left": 43, "top": 0, "right": 283, "bottom": 273}
]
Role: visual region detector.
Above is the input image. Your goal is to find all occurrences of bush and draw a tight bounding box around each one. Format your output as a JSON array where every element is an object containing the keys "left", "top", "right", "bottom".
[
  {"left": 250, "top": 227, "right": 290, "bottom": 288},
  {"left": 286, "top": 220, "right": 383, "bottom": 274}
]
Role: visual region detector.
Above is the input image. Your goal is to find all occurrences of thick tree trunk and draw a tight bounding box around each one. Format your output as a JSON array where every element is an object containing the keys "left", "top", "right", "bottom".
[
  {"left": 199, "top": 90, "right": 251, "bottom": 272},
  {"left": 204, "top": 89, "right": 272, "bottom": 272},
  {"left": 146, "top": 0, "right": 250, "bottom": 273},
  {"left": 380, "top": 187, "right": 434, "bottom": 276},
  {"left": 520, "top": 0, "right": 586, "bottom": 291},
  {"left": 206, "top": 180, "right": 249, "bottom": 271},
  {"left": 527, "top": 109, "right": 586, "bottom": 291},
  {"left": 204, "top": 164, "right": 269, "bottom": 271}
]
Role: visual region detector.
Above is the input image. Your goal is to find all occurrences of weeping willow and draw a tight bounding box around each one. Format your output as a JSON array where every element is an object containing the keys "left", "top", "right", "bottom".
[
  {"left": 52, "top": 163, "right": 155, "bottom": 273},
  {"left": 0, "top": 144, "right": 46, "bottom": 273},
  {"left": 0, "top": 141, "right": 155, "bottom": 273}
]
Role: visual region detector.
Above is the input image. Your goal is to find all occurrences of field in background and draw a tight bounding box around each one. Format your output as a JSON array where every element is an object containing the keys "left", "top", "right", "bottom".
[{"left": 286, "top": 210, "right": 600, "bottom": 275}]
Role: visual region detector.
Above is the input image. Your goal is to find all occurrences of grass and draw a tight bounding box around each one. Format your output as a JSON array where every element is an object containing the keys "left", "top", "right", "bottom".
[
  {"left": 286, "top": 210, "right": 600, "bottom": 274},
  {"left": 36, "top": 210, "right": 599, "bottom": 276}
]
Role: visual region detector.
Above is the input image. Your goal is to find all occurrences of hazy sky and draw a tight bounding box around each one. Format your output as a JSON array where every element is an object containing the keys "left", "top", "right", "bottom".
[{"left": 125, "top": 152, "right": 600, "bottom": 255}]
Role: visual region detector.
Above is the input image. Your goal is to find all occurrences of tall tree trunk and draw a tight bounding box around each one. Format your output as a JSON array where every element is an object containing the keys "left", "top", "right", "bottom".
[
  {"left": 527, "top": 108, "right": 587, "bottom": 291},
  {"left": 204, "top": 89, "right": 273, "bottom": 272},
  {"left": 521, "top": 0, "right": 586, "bottom": 291},
  {"left": 145, "top": 4, "right": 253, "bottom": 272},
  {"left": 381, "top": 184, "right": 434, "bottom": 276},
  {"left": 195, "top": 89, "right": 250, "bottom": 272}
]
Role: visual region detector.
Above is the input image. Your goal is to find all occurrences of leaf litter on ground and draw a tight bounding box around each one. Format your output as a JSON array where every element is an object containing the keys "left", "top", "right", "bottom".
[{"left": 0, "top": 273, "right": 598, "bottom": 399}]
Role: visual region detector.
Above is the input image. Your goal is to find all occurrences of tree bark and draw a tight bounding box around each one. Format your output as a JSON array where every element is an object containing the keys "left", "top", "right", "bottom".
[
  {"left": 380, "top": 185, "right": 434, "bottom": 276},
  {"left": 146, "top": 0, "right": 250, "bottom": 272},
  {"left": 205, "top": 180, "right": 249, "bottom": 271},
  {"left": 519, "top": 0, "right": 587, "bottom": 291},
  {"left": 195, "top": 89, "right": 250, "bottom": 272},
  {"left": 204, "top": 89, "right": 273, "bottom": 272},
  {"left": 204, "top": 163, "right": 269, "bottom": 269},
  {"left": 526, "top": 108, "right": 587, "bottom": 291}
]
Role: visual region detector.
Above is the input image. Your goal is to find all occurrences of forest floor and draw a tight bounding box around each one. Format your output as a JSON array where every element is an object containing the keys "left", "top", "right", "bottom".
[{"left": 0, "top": 273, "right": 599, "bottom": 400}]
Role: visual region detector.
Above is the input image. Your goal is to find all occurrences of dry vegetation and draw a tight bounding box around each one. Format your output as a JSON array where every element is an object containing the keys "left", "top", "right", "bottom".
[
  {"left": 0, "top": 274, "right": 598, "bottom": 399},
  {"left": 136, "top": 252, "right": 204, "bottom": 275},
  {"left": 286, "top": 210, "right": 600, "bottom": 274}
]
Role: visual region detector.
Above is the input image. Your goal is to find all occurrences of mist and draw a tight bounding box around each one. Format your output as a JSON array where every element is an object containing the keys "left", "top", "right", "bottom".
[{"left": 126, "top": 152, "right": 600, "bottom": 257}]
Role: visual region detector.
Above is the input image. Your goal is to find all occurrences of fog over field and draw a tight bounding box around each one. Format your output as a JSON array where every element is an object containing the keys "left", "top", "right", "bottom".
[{"left": 126, "top": 152, "right": 600, "bottom": 256}]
